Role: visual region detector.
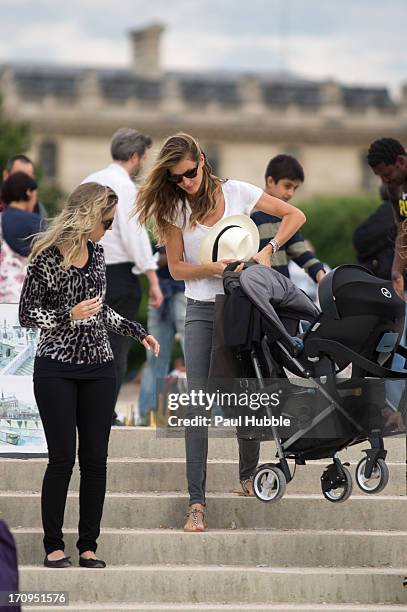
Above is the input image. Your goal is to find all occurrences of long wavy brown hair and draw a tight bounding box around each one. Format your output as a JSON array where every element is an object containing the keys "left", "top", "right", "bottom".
[
  {"left": 135, "top": 133, "right": 223, "bottom": 242},
  {"left": 30, "top": 183, "right": 118, "bottom": 269}
]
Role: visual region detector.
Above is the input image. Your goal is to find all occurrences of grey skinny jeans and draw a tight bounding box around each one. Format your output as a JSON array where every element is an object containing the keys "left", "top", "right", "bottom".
[{"left": 184, "top": 298, "right": 260, "bottom": 505}]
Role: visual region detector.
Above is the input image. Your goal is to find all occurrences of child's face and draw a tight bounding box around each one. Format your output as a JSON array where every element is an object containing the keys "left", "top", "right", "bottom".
[{"left": 266, "top": 177, "right": 302, "bottom": 202}]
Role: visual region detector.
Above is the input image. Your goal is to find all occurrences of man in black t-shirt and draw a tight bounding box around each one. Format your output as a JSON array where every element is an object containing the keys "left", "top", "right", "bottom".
[
  {"left": 352, "top": 185, "right": 398, "bottom": 280},
  {"left": 367, "top": 138, "right": 407, "bottom": 298},
  {"left": 368, "top": 139, "right": 407, "bottom": 592}
]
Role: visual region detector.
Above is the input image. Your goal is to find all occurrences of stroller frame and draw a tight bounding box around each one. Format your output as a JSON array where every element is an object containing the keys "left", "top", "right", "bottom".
[
  {"left": 249, "top": 337, "right": 403, "bottom": 503},
  {"left": 220, "top": 264, "right": 407, "bottom": 504}
]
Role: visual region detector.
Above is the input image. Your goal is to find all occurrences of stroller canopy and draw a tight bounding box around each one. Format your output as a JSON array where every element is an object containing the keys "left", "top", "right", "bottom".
[
  {"left": 223, "top": 263, "right": 319, "bottom": 355},
  {"left": 319, "top": 264, "right": 403, "bottom": 321}
]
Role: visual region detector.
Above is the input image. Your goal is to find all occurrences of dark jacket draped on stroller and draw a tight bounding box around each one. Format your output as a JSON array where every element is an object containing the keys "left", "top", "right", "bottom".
[{"left": 208, "top": 262, "right": 406, "bottom": 503}]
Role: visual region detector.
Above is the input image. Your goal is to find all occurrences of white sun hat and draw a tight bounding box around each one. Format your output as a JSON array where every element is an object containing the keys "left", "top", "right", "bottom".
[{"left": 199, "top": 214, "right": 260, "bottom": 264}]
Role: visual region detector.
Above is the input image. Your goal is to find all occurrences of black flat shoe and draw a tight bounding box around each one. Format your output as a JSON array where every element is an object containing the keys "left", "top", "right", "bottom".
[
  {"left": 79, "top": 556, "right": 106, "bottom": 568},
  {"left": 44, "top": 555, "right": 71, "bottom": 568}
]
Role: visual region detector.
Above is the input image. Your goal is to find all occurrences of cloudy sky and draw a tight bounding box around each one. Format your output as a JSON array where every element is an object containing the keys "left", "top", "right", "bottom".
[{"left": 0, "top": 0, "right": 405, "bottom": 96}]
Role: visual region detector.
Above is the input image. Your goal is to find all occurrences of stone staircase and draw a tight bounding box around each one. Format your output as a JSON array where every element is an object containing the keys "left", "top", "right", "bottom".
[
  {"left": 14, "top": 357, "right": 35, "bottom": 376},
  {"left": 0, "top": 427, "right": 406, "bottom": 611}
]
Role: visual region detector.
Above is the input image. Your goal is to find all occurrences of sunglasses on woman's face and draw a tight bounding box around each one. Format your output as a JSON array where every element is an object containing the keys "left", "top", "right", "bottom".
[
  {"left": 167, "top": 163, "right": 199, "bottom": 184},
  {"left": 101, "top": 218, "right": 114, "bottom": 230}
]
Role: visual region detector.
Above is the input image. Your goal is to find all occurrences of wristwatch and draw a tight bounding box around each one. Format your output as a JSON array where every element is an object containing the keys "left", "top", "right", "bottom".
[{"left": 268, "top": 238, "right": 280, "bottom": 254}]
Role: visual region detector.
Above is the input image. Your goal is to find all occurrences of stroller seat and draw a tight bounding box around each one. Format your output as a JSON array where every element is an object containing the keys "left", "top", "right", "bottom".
[{"left": 302, "top": 265, "right": 404, "bottom": 376}]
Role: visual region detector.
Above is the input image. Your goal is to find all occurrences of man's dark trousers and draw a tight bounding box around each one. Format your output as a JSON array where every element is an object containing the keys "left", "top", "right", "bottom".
[{"left": 105, "top": 263, "right": 142, "bottom": 420}]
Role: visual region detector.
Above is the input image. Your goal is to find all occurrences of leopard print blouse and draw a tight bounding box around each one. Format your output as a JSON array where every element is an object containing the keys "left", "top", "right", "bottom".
[{"left": 19, "top": 242, "right": 147, "bottom": 364}]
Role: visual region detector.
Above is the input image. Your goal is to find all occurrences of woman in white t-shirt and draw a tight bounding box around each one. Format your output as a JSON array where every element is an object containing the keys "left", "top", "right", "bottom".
[{"left": 136, "top": 133, "right": 305, "bottom": 531}]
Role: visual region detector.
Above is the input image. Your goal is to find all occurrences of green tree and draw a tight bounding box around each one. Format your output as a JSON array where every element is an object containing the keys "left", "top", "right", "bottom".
[
  {"left": 36, "top": 177, "right": 66, "bottom": 217},
  {"left": 0, "top": 95, "right": 65, "bottom": 215},
  {"left": 0, "top": 95, "right": 31, "bottom": 173},
  {"left": 299, "top": 194, "right": 381, "bottom": 268}
]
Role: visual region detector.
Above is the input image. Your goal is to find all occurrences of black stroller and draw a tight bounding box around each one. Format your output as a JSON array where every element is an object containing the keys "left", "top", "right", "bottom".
[{"left": 210, "top": 263, "right": 407, "bottom": 503}]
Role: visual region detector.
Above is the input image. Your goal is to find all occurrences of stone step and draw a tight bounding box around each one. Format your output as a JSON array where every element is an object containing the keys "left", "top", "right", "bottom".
[
  {"left": 13, "top": 528, "right": 407, "bottom": 567},
  {"left": 18, "top": 566, "right": 407, "bottom": 605},
  {"left": 2, "top": 493, "right": 406, "bottom": 530},
  {"left": 23, "top": 605, "right": 407, "bottom": 612},
  {"left": 108, "top": 427, "right": 406, "bottom": 462},
  {"left": 1, "top": 458, "right": 405, "bottom": 495}
]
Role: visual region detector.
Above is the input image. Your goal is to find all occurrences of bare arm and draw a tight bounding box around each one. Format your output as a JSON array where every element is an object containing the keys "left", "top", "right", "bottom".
[
  {"left": 165, "top": 225, "right": 227, "bottom": 281},
  {"left": 255, "top": 192, "right": 306, "bottom": 246},
  {"left": 144, "top": 269, "right": 164, "bottom": 308},
  {"left": 252, "top": 192, "right": 306, "bottom": 264},
  {"left": 392, "top": 222, "right": 407, "bottom": 297},
  {"left": 393, "top": 223, "right": 407, "bottom": 273}
]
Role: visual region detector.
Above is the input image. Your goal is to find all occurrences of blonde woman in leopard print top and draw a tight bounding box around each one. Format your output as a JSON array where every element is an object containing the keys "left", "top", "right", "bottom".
[{"left": 19, "top": 182, "right": 159, "bottom": 569}]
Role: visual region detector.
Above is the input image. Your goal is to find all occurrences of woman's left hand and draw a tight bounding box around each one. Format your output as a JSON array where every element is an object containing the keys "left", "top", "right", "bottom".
[
  {"left": 251, "top": 245, "right": 273, "bottom": 266},
  {"left": 142, "top": 334, "right": 160, "bottom": 357}
]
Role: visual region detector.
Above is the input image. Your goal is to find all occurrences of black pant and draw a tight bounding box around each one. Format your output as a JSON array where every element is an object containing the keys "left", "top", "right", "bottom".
[
  {"left": 34, "top": 377, "right": 115, "bottom": 555},
  {"left": 105, "top": 263, "right": 142, "bottom": 406}
]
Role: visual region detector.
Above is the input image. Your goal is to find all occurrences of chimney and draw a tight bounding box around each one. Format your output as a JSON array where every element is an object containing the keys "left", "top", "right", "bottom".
[
  {"left": 320, "top": 79, "right": 345, "bottom": 120},
  {"left": 129, "top": 24, "right": 164, "bottom": 77}
]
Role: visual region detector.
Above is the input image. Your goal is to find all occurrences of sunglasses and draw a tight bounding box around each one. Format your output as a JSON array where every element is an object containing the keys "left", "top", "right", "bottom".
[
  {"left": 167, "top": 163, "right": 199, "bottom": 184},
  {"left": 101, "top": 218, "right": 114, "bottom": 230}
]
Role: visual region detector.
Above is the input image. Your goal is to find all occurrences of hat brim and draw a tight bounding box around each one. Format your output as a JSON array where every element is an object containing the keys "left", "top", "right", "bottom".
[{"left": 199, "top": 214, "right": 260, "bottom": 264}]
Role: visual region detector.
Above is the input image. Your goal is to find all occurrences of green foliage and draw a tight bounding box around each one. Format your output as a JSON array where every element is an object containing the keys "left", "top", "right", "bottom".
[
  {"left": 0, "top": 95, "right": 31, "bottom": 173},
  {"left": 127, "top": 276, "right": 149, "bottom": 375},
  {"left": 37, "top": 180, "right": 66, "bottom": 218},
  {"left": 299, "top": 195, "right": 381, "bottom": 268}
]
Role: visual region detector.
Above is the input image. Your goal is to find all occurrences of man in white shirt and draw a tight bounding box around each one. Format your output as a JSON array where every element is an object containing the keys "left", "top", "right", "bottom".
[{"left": 82, "top": 128, "right": 163, "bottom": 418}]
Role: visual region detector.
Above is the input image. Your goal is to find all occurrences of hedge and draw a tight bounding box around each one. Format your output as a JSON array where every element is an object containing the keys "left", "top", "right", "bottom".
[{"left": 299, "top": 194, "right": 381, "bottom": 268}]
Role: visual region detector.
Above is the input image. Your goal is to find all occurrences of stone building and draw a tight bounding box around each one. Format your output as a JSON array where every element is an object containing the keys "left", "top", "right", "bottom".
[{"left": 0, "top": 24, "right": 406, "bottom": 198}]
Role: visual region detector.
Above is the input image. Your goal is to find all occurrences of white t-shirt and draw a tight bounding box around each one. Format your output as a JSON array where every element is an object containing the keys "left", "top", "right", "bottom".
[{"left": 171, "top": 180, "right": 263, "bottom": 301}]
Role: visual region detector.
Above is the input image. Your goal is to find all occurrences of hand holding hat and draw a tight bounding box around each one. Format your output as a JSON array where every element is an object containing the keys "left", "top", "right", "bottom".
[{"left": 199, "top": 214, "right": 260, "bottom": 265}]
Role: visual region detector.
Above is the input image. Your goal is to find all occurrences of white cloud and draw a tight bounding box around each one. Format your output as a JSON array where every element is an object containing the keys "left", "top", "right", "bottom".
[
  {"left": 2, "top": 21, "right": 128, "bottom": 66},
  {"left": 163, "top": 29, "right": 404, "bottom": 95},
  {"left": 285, "top": 33, "right": 404, "bottom": 95},
  {"left": 0, "top": 0, "right": 404, "bottom": 96}
]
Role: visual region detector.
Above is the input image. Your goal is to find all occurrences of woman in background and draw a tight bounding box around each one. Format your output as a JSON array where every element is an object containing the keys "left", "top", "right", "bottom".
[{"left": 0, "top": 172, "right": 41, "bottom": 302}]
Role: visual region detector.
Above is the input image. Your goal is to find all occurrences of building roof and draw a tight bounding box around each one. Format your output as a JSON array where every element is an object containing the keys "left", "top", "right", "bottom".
[{"left": 0, "top": 64, "right": 396, "bottom": 110}]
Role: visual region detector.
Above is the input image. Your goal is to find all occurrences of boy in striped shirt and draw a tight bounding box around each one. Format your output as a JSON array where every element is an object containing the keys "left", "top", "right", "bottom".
[{"left": 251, "top": 154, "right": 325, "bottom": 286}]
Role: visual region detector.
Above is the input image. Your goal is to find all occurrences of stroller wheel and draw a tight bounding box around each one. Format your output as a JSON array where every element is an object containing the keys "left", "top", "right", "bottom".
[
  {"left": 355, "top": 457, "right": 389, "bottom": 494},
  {"left": 321, "top": 465, "right": 353, "bottom": 503},
  {"left": 253, "top": 464, "right": 286, "bottom": 503}
]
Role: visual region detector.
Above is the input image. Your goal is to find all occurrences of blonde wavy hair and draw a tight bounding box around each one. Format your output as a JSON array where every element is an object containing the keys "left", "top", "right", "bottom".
[
  {"left": 136, "top": 133, "right": 223, "bottom": 243},
  {"left": 30, "top": 182, "right": 118, "bottom": 269}
]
